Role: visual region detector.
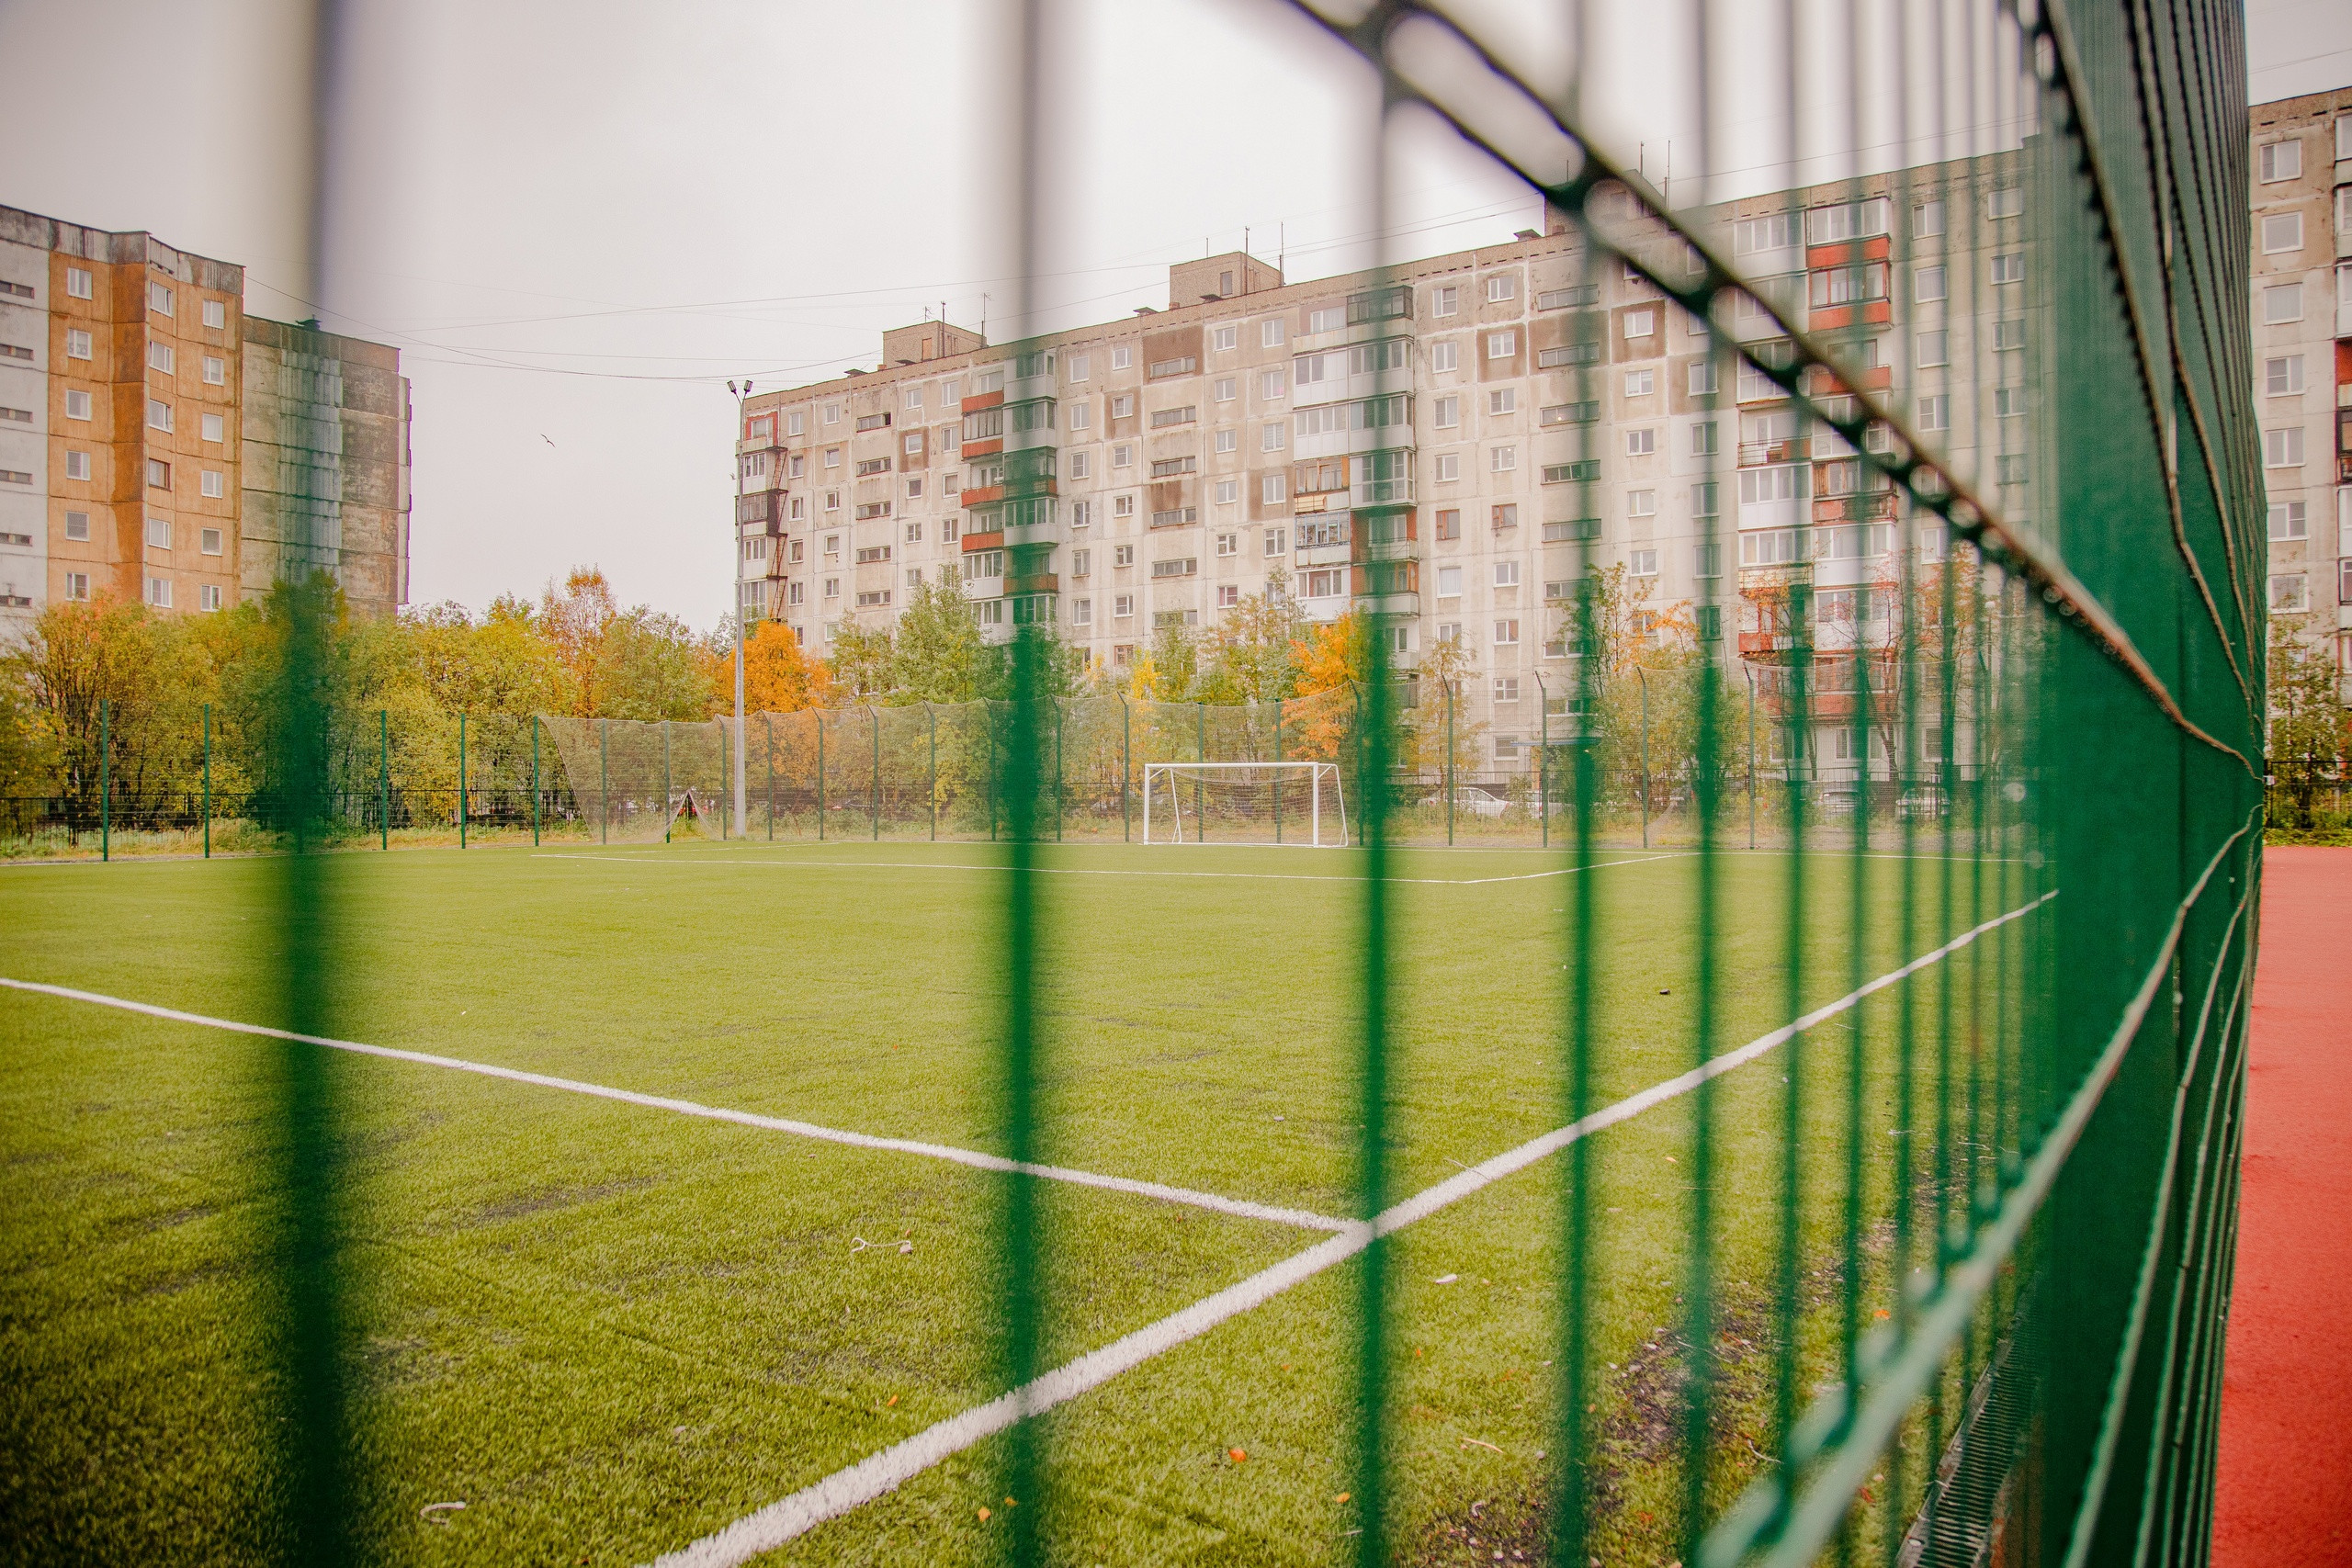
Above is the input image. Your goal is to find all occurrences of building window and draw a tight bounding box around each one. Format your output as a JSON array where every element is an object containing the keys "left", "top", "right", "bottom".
[
  {"left": 148, "top": 343, "right": 175, "bottom": 375},
  {"left": 1214, "top": 377, "right": 1236, "bottom": 403},
  {"left": 1434, "top": 452, "right": 1461, "bottom": 482},
  {"left": 1690, "top": 420, "right": 1719, "bottom": 457},
  {"left": 1438, "top": 566, "right": 1463, "bottom": 598},
  {"left": 1491, "top": 446, "right": 1517, "bottom": 472},
  {"left": 199, "top": 526, "right": 224, "bottom": 555},
  {"left": 142, "top": 400, "right": 171, "bottom": 433},
  {"left": 1629, "top": 549, "right": 1659, "bottom": 579},
  {"left": 1623, "top": 367, "right": 1655, "bottom": 398},
  {"left": 2263, "top": 282, "right": 2304, "bottom": 323},
  {"left": 1989, "top": 252, "right": 2025, "bottom": 285},
  {"left": 1261, "top": 423, "right": 1286, "bottom": 453},
  {"left": 1488, "top": 388, "right": 1517, "bottom": 416},
  {"left": 2256, "top": 140, "right": 2301, "bottom": 183},
  {"left": 1915, "top": 265, "right": 1948, "bottom": 303},
  {"left": 1623, "top": 310, "right": 1655, "bottom": 340},
  {"left": 1916, "top": 332, "right": 1950, "bottom": 367},
  {"left": 65, "top": 266, "right": 92, "bottom": 299},
  {"left": 2265, "top": 355, "right": 2305, "bottom": 395},
  {"left": 2264, "top": 427, "right": 2304, "bottom": 467},
  {"left": 65, "top": 451, "right": 91, "bottom": 481},
  {"left": 64, "top": 511, "right": 90, "bottom": 541},
  {"left": 1985, "top": 186, "right": 2023, "bottom": 219},
  {"left": 65, "top": 571, "right": 90, "bottom": 600},
  {"left": 67, "top": 329, "right": 92, "bottom": 359},
  {"left": 145, "top": 576, "right": 173, "bottom": 607},
  {"left": 1214, "top": 583, "right": 1239, "bottom": 610},
  {"left": 147, "top": 517, "right": 173, "bottom": 549},
  {"left": 1694, "top": 541, "right": 1721, "bottom": 577},
  {"left": 1625, "top": 428, "right": 1656, "bottom": 456},
  {"left": 1493, "top": 677, "right": 1521, "bottom": 704},
  {"left": 1419, "top": 341, "right": 1453, "bottom": 376},
  {"left": 2260, "top": 212, "right": 2303, "bottom": 254},
  {"left": 201, "top": 469, "right": 224, "bottom": 499},
  {"left": 148, "top": 282, "right": 174, "bottom": 316},
  {"left": 1493, "top": 559, "right": 1520, "bottom": 587},
  {"left": 1687, "top": 360, "right": 1717, "bottom": 396},
  {"left": 1917, "top": 394, "right": 1949, "bottom": 431},
  {"left": 1993, "top": 387, "right": 2025, "bottom": 419},
  {"left": 66, "top": 389, "right": 92, "bottom": 420},
  {"left": 1493, "top": 618, "right": 1520, "bottom": 645},
  {"left": 1996, "top": 454, "right": 2029, "bottom": 485},
  {"left": 144, "top": 457, "right": 169, "bottom": 489},
  {"left": 2268, "top": 573, "right": 2308, "bottom": 613},
  {"left": 1627, "top": 488, "right": 1657, "bottom": 517},
  {"left": 2268, "top": 501, "right": 2308, "bottom": 540},
  {"left": 1430, "top": 286, "right": 1459, "bottom": 317},
  {"left": 1486, "top": 330, "right": 1517, "bottom": 359},
  {"left": 1492, "top": 502, "right": 1519, "bottom": 531},
  {"left": 202, "top": 297, "right": 228, "bottom": 328},
  {"left": 1692, "top": 481, "right": 1720, "bottom": 518},
  {"left": 1068, "top": 450, "right": 1091, "bottom": 480},
  {"left": 1263, "top": 527, "right": 1287, "bottom": 555},
  {"left": 1486, "top": 274, "right": 1517, "bottom": 302},
  {"left": 1260, "top": 473, "right": 1288, "bottom": 505},
  {"left": 1070, "top": 597, "right": 1091, "bottom": 626},
  {"left": 1114, "top": 593, "right": 1135, "bottom": 618}
]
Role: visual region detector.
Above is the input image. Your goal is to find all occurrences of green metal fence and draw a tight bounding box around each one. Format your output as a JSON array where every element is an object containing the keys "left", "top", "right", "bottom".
[{"left": 227, "top": 0, "right": 2264, "bottom": 1562}]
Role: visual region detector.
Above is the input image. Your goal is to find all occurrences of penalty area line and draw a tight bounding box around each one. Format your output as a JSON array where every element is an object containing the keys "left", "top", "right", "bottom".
[
  {"left": 0, "top": 977, "right": 1348, "bottom": 1235},
  {"left": 646, "top": 886, "right": 2059, "bottom": 1567}
]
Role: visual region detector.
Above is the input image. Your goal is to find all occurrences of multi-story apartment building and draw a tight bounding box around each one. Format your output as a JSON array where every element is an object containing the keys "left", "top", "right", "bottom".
[
  {"left": 2249, "top": 88, "right": 2352, "bottom": 684},
  {"left": 738, "top": 152, "right": 2041, "bottom": 771},
  {"left": 0, "top": 205, "right": 412, "bottom": 634}
]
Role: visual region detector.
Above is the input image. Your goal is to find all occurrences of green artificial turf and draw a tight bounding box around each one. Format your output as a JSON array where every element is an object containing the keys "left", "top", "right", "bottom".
[{"left": 0, "top": 840, "right": 2031, "bottom": 1566}]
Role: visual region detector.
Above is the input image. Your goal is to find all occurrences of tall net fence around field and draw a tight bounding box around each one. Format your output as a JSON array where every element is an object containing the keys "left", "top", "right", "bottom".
[{"left": 172, "top": 0, "right": 2273, "bottom": 1565}]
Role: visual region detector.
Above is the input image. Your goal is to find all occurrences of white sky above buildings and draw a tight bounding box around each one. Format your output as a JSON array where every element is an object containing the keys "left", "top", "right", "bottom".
[{"left": 0, "top": 0, "right": 2344, "bottom": 627}]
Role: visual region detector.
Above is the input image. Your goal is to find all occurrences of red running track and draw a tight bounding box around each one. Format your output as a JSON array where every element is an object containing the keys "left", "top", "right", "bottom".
[{"left": 2213, "top": 847, "right": 2352, "bottom": 1566}]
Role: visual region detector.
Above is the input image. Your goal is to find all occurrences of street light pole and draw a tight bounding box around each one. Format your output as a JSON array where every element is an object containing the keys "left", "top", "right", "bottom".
[{"left": 729, "top": 378, "right": 755, "bottom": 837}]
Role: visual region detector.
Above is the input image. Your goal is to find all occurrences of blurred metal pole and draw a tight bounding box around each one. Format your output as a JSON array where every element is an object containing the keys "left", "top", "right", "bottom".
[
  {"left": 203, "top": 703, "right": 212, "bottom": 859},
  {"left": 98, "top": 696, "right": 108, "bottom": 860},
  {"left": 729, "top": 379, "right": 754, "bottom": 837}
]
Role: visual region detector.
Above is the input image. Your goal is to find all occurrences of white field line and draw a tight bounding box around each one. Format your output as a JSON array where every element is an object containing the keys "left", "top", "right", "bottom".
[
  {"left": 0, "top": 977, "right": 1347, "bottom": 1235},
  {"left": 535, "top": 851, "right": 1682, "bottom": 886},
  {"left": 648, "top": 886, "right": 2060, "bottom": 1567}
]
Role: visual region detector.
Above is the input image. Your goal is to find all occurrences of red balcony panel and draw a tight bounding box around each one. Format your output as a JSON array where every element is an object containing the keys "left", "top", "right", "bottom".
[
  {"left": 1807, "top": 236, "right": 1891, "bottom": 267},
  {"left": 1005, "top": 573, "right": 1058, "bottom": 595},
  {"left": 961, "top": 530, "right": 1006, "bottom": 553},
  {"left": 961, "top": 391, "right": 1004, "bottom": 414},
  {"left": 962, "top": 485, "right": 1005, "bottom": 507},
  {"left": 964, "top": 438, "right": 1003, "bottom": 458}
]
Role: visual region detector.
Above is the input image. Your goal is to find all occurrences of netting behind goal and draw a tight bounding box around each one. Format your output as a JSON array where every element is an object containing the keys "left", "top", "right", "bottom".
[
  {"left": 537, "top": 716, "right": 731, "bottom": 844},
  {"left": 1141, "top": 762, "right": 1347, "bottom": 847}
]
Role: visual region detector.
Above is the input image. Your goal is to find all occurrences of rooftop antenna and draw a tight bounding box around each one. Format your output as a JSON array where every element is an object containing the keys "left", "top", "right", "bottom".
[
  {"left": 1278, "top": 221, "right": 1285, "bottom": 279},
  {"left": 1243, "top": 226, "right": 1251, "bottom": 291},
  {"left": 1664, "top": 141, "right": 1673, "bottom": 208},
  {"left": 981, "top": 291, "right": 990, "bottom": 338}
]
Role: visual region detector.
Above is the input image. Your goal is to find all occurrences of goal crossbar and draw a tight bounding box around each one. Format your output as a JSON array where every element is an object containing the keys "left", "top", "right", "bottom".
[{"left": 1140, "top": 761, "right": 1349, "bottom": 847}]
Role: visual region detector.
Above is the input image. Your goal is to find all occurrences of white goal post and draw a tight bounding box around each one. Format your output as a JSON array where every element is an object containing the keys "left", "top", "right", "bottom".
[{"left": 1140, "top": 761, "right": 1349, "bottom": 847}]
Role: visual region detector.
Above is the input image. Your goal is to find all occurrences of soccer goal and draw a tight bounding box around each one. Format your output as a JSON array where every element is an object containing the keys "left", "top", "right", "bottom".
[{"left": 1141, "top": 761, "right": 1349, "bottom": 846}]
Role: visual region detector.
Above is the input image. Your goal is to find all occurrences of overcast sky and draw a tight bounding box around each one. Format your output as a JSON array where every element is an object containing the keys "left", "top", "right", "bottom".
[{"left": 2, "top": 0, "right": 2345, "bottom": 628}]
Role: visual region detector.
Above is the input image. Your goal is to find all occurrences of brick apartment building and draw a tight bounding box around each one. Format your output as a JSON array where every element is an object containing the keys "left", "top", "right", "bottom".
[
  {"left": 730, "top": 92, "right": 2339, "bottom": 767},
  {"left": 0, "top": 205, "right": 412, "bottom": 633}
]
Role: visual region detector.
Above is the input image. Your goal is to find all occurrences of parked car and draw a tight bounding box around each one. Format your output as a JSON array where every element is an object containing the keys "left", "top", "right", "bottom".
[
  {"left": 1419, "top": 783, "right": 1510, "bottom": 819},
  {"left": 1898, "top": 786, "right": 1948, "bottom": 819},
  {"left": 1815, "top": 784, "right": 1860, "bottom": 818}
]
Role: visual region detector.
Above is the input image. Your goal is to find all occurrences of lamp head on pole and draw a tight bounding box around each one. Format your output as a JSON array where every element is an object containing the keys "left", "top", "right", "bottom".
[{"left": 727, "top": 379, "right": 738, "bottom": 396}]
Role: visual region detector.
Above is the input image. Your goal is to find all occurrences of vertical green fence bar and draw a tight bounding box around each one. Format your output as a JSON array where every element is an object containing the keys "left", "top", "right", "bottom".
[
  {"left": 97, "top": 695, "right": 108, "bottom": 862},
  {"left": 662, "top": 719, "right": 672, "bottom": 844},
  {"left": 767, "top": 713, "right": 777, "bottom": 841},
  {"left": 869, "top": 704, "right": 880, "bottom": 841},
  {"left": 458, "top": 712, "right": 468, "bottom": 849},
  {"left": 598, "top": 717, "right": 608, "bottom": 846},
  {"left": 531, "top": 715, "right": 541, "bottom": 846},
  {"left": 379, "top": 710, "right": 389, "bottom": 851},
  {"left": 817, "top": 712, "right": 826, "bottom": 841},
  {"left": 202, "top": 702, "right": 212, "bottom": 859}
]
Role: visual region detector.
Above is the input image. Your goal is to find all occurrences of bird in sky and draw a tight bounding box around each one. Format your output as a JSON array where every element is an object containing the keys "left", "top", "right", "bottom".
[{"left": 541, "top": 434, "right": 557, "bottom": 447}]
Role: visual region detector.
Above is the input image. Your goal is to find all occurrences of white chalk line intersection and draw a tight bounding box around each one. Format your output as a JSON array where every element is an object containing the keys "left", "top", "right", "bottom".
[{"left": 647, "top": 886, "right": 2059, "bottom": 1567}]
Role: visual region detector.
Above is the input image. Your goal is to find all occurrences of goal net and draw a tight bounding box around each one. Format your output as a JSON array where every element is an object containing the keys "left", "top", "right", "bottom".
[{"left": 1142, "top": 761, "right": 1349, "bottom": 846}]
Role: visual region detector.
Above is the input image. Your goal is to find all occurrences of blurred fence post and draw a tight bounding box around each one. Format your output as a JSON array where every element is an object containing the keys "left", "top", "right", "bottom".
[
  {"left": 379, "top": 710, "right": 389, "bottom": 850},
  {"left": 817, "top": 712, "right": 827, "bottom": 841},
  {"left": 1120, "top": 695, "right": 1131, "bottom": 841},
  {"left": 458, "top": 712, "right": 468, "bottom": 849},
  {"left": 766, "top": 713, "right": 776, "bottom": 841},
  {"left": 1746, "top": 663, "right": 1757, "bottom": 851},
  {"left": 927, "top": 704, "right": 938, "bottom": 841},
  {"left": 1273, "top": 696, "right": 1284, "bottom": 844},
  {"left": 598, "top": 717, "right": 608, "bottom": 845},
  {"left": 662, "top": 719, "right": 672, "bottom": 843},
  {"left": 203, "top": 702, "right": 213, "bottom": 859},
  {"left": 1053, "top": 698, "right": 1064, "bottom": 843},
  {"left": 1537, "top": 672, "right": 1548, "bottom": 851},
  {"left": 1445, "top": 677, "right": 1455, "bottom": 846},
  {"left": 1637, "top": 666, "right": 1651, "bottom": 851},
  {"left": 531, "top": 715, "right": 541, "bottom": 846},
  {"left": 868, "top": 703, "right": 880, "bottom": 842},
  {"left": 98, "top": 696, "right": 108, "bottom": 862}
]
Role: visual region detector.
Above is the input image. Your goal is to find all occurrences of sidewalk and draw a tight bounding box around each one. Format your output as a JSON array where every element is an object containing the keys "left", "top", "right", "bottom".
[{"left": 2212, "top": 847, "right": 2352, "bottom": 1566}]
